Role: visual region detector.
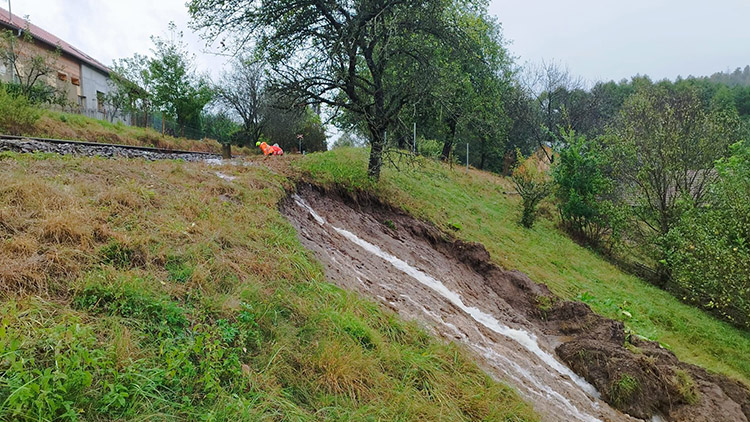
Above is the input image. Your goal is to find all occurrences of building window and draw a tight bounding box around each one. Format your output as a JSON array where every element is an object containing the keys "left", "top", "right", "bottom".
[
  {"left": 71, "top": 77, "right": 80, "bottom": 86},
  {"left": 57, "top": 72, "right": 67, "bottom": 81},
  {"left": 96, "top": 91, "right": 105, "bottom": 113}
]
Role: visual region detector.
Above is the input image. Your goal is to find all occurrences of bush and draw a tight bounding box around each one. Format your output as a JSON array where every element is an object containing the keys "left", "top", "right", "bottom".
[
  {"left": 0, "top": 87, "right": 41, "bottom": 135},
  {"left": 665, "top": 141, "right": 750, "bottom": 329},
  {"left": 512, "top": 150, "right": 553, "bottom": 228},
  {"left": 418, "top": 138, "right": 443, "bottom": 159},
  {"left": 553, "top": 131, "right": 623, "bottom": 248}
]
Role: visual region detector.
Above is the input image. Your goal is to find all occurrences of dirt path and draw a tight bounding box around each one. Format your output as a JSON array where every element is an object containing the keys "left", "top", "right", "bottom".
[{"left": 282, "top": 186, "right": 749, "bottom": 422}]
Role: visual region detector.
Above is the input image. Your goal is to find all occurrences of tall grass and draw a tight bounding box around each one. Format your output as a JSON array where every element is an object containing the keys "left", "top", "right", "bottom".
[
  {"left": 0, "top": 152, "right": 536, "bottom": 421},
  {"left": 298, "top": 148, "right": 750, "bottom": 386}
]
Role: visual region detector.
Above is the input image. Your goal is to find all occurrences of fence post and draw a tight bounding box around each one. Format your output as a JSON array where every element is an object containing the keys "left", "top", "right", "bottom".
[{"left": 413, "top": 122, "right": 416, "bottom": 154}]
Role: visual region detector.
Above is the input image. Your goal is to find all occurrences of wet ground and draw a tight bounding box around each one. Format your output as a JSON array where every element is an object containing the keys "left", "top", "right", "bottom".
[{"left": 281, "top": 186, "right": 749, "bottom": 422}]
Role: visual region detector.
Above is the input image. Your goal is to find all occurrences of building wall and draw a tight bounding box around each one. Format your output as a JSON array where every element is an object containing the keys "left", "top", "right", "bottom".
[
  {"left": 80, "top": 63, "right": 129, "bottom": 124},
  {"left": 0, "top": 35, "right": 81, "bottom": 104},
  {"left": 53, "top": 51, "right": 82, "bottom": 105},
  {"left": 0, "top": 29, "right": 130, "bottom": 125}
]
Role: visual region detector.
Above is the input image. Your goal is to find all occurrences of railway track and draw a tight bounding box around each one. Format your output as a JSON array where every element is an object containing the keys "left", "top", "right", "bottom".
[{"left": 0, "top": 134, "right": 221, "bottom": 161}]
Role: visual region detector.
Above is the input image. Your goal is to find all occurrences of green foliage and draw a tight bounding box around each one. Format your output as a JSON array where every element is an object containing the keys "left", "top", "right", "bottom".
[
  {"left": 331, "top": 133, "right": 365, "bottom": 149},
  {"left": 189, "top": 0, "right": 503, "bottom": 180},
  {"left": 0, "top": 28, "right": 64, "bottom": 103},
  {"left": 0, "top": 86, "right": 41, "bottom": 135},
  {"left": 610, "top": 374, "right": 640, "bottom": 407},
  {"left": 73, "top": 279, "right": 188, "bottom": 332},
  {"left": 98, "top": 241, "right": 135, "bottom": 269},
  {"left": 666, "top": 141, "right": 750, "bottom": 328},
  {"left": 296, "top": 148, "right": 378, "bottom": 193},
  {"left": 511, "top": 151, "right": 553, "bottom": 228},
  {"left": 553, "top": 130, "right": 622, "bottom": 248},
  {"left": 605, "top": 82, "right": 742, "bottom": 285},
  {"left": 201, "top": 111, "right": 240, "bottom": 145},
  {"left": 262, "top": 103, "right": 328, "bottom": 153},
  {"left": 114, "top": 22, "right": 212, "bottom": 129},
  {"left": 165, "top": 254, "right": 194, "bottom": 283},
  {"left": 418, "top": 138, "right": 444, "bottom": 159},
  {"left": 0, "top": 311, "right": 103, "bottom": 421}
]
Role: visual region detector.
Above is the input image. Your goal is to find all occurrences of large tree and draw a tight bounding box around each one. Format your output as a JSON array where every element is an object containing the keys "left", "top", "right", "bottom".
[
  {"left": 432, "top": 13, "right": 511, "bottom": 162},
  {"left": 147, "top": 23, "right": 213, "bottom": 131},
  {"left": 114, "top": 23, "right": 213, "bottom": 133},
  {"left": 189, "top": 0, "right": 477, "bottom": 179}
]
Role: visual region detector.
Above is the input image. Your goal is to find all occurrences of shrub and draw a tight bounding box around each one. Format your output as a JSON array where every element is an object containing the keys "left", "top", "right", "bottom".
[
  {"left": 511, "top": 150, "right": 553, "bottom": 228},
  {"left": 553, "top": 131, "right": 623, "bottom": 248},
  {"left": 665, "top": 141, "right": 750, "bottom": 328},
  {"left": 0, "top": 87, "right": 41, "bottom": 135},
  {"left": 418, "top": 138, "right": 443, "bottom": 159}
]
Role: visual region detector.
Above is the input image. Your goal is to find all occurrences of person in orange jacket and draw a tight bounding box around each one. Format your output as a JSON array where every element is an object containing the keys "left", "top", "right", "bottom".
[
  {"left": 271, "top": 143, "right": 284, "bottom": 155},
  {"left": 256, "top": 141, "right": 274, "bottom": 156}
]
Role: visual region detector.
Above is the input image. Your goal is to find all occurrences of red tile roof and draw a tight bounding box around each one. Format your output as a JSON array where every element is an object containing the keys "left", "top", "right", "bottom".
[{"left": 0, "top": 7, "right": 110, "bottom": 74}]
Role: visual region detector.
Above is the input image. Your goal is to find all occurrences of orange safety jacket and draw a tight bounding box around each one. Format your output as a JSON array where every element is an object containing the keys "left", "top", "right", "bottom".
[{"left": 259, "top": 142, "right": 274, "bottom": 156}]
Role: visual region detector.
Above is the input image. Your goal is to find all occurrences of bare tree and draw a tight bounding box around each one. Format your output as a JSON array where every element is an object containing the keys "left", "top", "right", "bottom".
[
  {"left": 215, "top": 56, "right": 267, "bottom": 144},
  {"left": 524, "top": 60, "right": 585, "bottom": 161}
]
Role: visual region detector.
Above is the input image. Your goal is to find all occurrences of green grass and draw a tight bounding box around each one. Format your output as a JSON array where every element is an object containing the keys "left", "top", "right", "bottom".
[
  {"left": 298, "top": 147, "right": 750, "bottom": 386},
  {"left": 0, "top": 152, "right": 536, "bottom": 421},
  {"left": 610, "top": 374, "right": 640, "bottom": 407}
]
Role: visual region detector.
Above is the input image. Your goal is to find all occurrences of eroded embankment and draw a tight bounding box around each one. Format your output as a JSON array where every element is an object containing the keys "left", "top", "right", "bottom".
[{"left": 281, "top": 185, "right": 750, "bottom": 422}]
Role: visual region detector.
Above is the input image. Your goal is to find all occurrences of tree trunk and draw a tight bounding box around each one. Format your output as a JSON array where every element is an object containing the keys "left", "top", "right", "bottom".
[
  {"left": 441, "top": 117, "right": 458, "bottom": 161},
  {"left": 368, "top": 126, "right": 386, "bottom": 180}
]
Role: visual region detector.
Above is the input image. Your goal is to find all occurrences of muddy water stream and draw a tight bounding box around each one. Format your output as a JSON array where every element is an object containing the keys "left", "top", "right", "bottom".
[{"left": 284, "top": 190, "right": 642, "bottom": 422}]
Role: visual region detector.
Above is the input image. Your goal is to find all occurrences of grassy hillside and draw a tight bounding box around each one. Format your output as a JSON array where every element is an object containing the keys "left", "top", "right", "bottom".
[
  {"left": 0, "top": 152, "right": 536, "bottom": 421},
  {"left": 298, "top": 148, "right": 750, "bottom": 386}
]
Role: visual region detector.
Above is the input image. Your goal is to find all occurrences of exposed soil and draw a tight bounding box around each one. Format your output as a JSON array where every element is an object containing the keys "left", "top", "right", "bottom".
[{"left": 281, "top": 185, "right": 750, "bottom": 422}]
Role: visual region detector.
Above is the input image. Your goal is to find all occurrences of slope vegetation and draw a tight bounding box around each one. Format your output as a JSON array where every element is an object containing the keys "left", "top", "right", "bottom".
[
  {"left": 0, "top": 152, "right": 535, "bottom": 421},
  {"left": 298, "top": 148, "right": 750, "bottom": 387}
]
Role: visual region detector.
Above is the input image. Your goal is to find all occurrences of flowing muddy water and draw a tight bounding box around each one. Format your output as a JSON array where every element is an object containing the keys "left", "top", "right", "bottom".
[{"left": 283, "top": 189, "right": 642, "bottom": 422}]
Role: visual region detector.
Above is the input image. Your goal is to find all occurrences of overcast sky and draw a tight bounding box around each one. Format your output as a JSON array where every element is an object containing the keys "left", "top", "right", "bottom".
[{"left": 9, "top": 0, "right": 750, "bottom": 84}]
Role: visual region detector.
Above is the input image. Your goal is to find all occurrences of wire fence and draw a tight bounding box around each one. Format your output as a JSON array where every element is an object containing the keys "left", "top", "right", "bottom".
[{"left": 71, "top": 107, "right": 206, "bottom": 140}]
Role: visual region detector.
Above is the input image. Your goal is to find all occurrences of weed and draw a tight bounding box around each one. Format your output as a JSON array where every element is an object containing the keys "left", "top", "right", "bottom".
[
  {"left": 165, "top": 254, "right": 193, "bottom": 283},
  {"left": 610, "top": 374, "right": 640, "bottom": 407},
  {"left": 383, "top": 219, "right": 397, "bottom": 230},
  {"left": 672, "top": 368, "right": 700, "bottom": 405},
  {"left": 73, "top": 279, "right": 188, "bottom": 332},
  {"left": 98, "top": 241, "right": 135, "bottom": 269}
]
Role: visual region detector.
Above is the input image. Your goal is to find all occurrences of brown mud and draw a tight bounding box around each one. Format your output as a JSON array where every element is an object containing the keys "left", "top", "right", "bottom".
[{"left": 281, "top": 184, "right": 749, "bottom": 422}]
